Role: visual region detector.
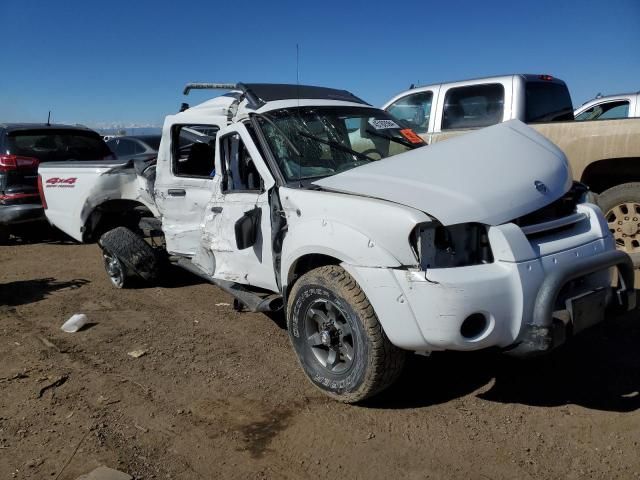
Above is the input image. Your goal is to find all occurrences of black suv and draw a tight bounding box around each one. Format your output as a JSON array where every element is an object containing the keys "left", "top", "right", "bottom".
[{"left": 0, "top": 123, "right": 113, "bottom": 242}]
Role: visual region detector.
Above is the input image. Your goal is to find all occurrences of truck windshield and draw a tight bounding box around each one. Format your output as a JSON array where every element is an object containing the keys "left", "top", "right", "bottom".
[
  {"left": 525, "top": 82, "right": 574, "bottom": 123},
  {"left": 255, "top": 106, "right": 423, "bottom": 182}
]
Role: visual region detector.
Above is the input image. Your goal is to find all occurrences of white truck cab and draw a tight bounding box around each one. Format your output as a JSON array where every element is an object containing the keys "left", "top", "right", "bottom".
[
  {"left": 39, "top": 83, "right": 636, "bottom": 403},
  {"left": 574, "top": 92, "right": 640, "bottom": 120}
]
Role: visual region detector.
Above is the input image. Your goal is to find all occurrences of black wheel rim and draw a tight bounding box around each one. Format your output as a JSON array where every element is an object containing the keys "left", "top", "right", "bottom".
[
  {"left": 103, "top": 252, "right": 124, "bottom": 288},
  {"left": 304, "top": 298, "right": 355, "bottom": 374}
]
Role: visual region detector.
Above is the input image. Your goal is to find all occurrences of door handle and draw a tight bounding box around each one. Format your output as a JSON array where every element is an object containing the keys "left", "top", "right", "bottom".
[
  {"left": 168, "top": 188, "right": 186, "bottom": 197},
  {"left": 211, "top": 206, "right": 223, "bottom": 213}
]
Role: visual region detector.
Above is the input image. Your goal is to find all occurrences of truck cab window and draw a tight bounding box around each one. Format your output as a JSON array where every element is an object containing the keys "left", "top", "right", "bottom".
[
  {"left": 442, "top": 84, "right": 504, "bottom": 130},
  {"left": 525, "top": 81, "right": 574, "bottom": 122},
  {"left": 171, "top": 125, "right": 218, "bottom": 177},
  {"left": 220, "top": 133, "right": 262, "bottom": 193},
  {"left": 386, "top": 91, "right": 433, "bottom": 133},
  {"left": 575, "top": 101, "right": 630, "bottom": 121}
]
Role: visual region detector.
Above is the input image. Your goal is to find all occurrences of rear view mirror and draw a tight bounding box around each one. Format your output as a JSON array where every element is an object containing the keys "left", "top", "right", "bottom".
[{"left": 235, "top": 207, "right": 261, "bottom": 250}]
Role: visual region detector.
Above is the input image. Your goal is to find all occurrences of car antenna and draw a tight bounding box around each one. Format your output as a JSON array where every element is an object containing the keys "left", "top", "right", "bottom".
[
  {"left": 296, "top": 43, "right": 302, "bottom": 188},
  {"left": 47, "top": 110, "right": 51, "bottom": 126}
]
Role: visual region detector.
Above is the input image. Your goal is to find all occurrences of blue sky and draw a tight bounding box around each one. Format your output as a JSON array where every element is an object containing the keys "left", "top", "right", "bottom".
[{"left": 1, "top": 0, "right": 638, "bottom": 127}]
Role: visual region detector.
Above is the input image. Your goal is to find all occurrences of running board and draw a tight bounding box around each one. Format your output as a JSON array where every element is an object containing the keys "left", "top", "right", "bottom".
[{"left": 171, "top": 256, "right": 283, "bottom": 313}]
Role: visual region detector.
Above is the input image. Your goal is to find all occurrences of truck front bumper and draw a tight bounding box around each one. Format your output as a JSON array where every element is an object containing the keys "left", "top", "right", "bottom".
[
  {"left": 344, "top": 237, "right": 635, "bottom": 354},
  {"left": 506, "top": 248, "right": 634, "bottom": 356}
]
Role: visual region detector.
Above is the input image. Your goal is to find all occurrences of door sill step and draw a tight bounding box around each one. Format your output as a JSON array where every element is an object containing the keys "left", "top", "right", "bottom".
[{"left": 171, "top": 256, "right": 282, "bottom": 312}]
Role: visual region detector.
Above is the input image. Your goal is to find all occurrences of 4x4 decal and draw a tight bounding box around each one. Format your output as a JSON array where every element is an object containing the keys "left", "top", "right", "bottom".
[{"left": 46, "top": 177, "right": 78, "bottom": 188}]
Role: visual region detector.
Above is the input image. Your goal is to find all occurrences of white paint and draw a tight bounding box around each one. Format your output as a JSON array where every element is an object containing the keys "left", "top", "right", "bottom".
[
  {"left": 39, "top": 161, "right": 158, "bottom": 242},
  {"left": 315, "top": 120, "right": 572, "bottom": 226},
  {"left": 40, "top": 90, "right": 625, "bottom": 357},
  {"left": 154, "top": 100, "right": 231, "bottom": 255}
]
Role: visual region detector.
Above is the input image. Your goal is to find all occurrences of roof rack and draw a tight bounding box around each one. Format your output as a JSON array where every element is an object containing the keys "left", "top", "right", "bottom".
[{"left": 183, "top": 83, "right": 237, "bottom": 95}]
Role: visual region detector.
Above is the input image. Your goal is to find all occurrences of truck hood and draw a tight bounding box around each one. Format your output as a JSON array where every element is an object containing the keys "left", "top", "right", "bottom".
[{"left": 313, "top": 120, "right": 572, "bottom": 226}]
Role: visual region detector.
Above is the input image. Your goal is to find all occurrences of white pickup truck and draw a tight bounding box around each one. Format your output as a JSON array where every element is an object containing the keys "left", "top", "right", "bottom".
[
  {"left": 574, "top": 92, "right": 640, "bottom": 120},
  {"left": 39, "top": 83, "right": 635, "bottom": 402}
]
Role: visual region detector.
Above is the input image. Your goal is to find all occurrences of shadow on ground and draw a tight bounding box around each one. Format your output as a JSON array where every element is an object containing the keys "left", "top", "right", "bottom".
[
  {"left": 0, "top": 278, "right": 89, "bottom": 307},
  {"left": 5, "top": 221, "right": 76, "bottom": 246},
  {"left": 364, "top": 307, "right": 640, "bottom": 413},
  {"left": 156, "top": 264, "right": 207, "bottom": 289}
]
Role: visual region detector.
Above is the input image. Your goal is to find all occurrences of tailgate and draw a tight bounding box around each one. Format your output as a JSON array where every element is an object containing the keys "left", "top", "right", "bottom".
[{"left": 39, "top": 160, "right": 133, "bottom": 242}]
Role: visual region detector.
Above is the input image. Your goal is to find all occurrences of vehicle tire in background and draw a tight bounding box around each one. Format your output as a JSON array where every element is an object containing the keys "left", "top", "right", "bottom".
[
  {"left": 287, "top": 265, "right": 405, "bottom": 403},
  {"left": 598, "top": 183, "right": 640, "bottom": 266},
  {"left": 98, "top": 226, "right": 159, "bottom": 288}
]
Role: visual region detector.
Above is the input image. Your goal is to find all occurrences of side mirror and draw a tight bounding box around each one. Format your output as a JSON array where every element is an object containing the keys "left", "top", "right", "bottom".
[{"left": 234, "top": 207, "right": 261, "bottom": 250}]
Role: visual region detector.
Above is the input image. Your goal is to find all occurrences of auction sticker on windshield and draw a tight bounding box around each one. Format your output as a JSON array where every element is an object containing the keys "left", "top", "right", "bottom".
[
  {"left": 399, "top": 128, "right": 424, "bottom": 144},
  {"left": 368, "top": 119, "right": 400, "bottom": 130}
]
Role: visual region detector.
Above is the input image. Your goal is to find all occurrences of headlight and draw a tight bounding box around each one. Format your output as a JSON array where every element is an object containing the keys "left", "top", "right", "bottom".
[{"left": 411, "top": 222, "right": 493, "bottom": 269}]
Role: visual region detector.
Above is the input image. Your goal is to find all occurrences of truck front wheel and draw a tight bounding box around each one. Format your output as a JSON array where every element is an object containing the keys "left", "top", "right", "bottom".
[
  {"left": 598, "top": 183, "right": 640, "bottom": 265},
  {"left": 287, "top": 265, "right": 405, "bottom": 403},
  {"left": 98, "top": 226, "right": 159, "bottom": 288}
]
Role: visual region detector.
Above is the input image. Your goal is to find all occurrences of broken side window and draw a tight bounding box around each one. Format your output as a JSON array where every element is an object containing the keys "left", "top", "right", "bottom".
[
  {"left": 171, "top": 124, "right": 219, "bottom": 177},
  {"left": 219, "top": 133, "right": 263, "bottom": 193}
]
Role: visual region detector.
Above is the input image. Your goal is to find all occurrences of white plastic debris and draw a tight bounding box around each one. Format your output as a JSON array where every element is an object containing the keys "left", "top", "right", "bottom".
[
  {"left": 61, "top": 314, "right": 89, "bottom": 333},
  {"left": 127, "top": 349, "right": 147, "bottom": 358},
  {"left": 215, "top": 302, "right": 230, "bottom": 306},
  {"left": 75, "top": 465, "right": 132, "bottom": 480}
]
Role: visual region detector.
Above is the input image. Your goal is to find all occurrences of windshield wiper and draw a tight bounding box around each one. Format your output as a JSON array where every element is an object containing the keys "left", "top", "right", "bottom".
[
  {"left": 364, "top": 128, "right": 417, "bottom": 149},
  {"left": 297, "top": 130, "right": 375, "bottom": 162}
]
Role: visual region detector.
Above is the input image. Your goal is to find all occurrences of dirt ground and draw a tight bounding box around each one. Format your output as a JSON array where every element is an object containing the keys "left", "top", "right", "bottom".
[{"left": 1, "top": 232, "right": 640, "bottom": 480}]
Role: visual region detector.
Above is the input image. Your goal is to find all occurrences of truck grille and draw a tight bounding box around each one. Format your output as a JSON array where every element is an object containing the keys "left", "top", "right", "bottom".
[{"left": 512, "top": 182, "right": 587, "bottom": 237}]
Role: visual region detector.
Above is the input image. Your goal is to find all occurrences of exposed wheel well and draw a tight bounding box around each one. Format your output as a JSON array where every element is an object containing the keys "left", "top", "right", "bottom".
[
  {"left": 580, "top": 158, "right": 640, "bottom": 194},
  {"left": 286, "top": 253, "right": 342, "bottom": 297},
  {"left": 83, "top": 200, "right": 155, "bottom": 242}
]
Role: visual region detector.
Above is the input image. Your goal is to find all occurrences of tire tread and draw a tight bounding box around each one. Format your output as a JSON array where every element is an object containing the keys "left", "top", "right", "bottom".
[
  {"left": 288, "top": 265, "right": 405, "bottom": 403},
  {"left": 99, "top": 226, "right": 159, "bottom": 283}
]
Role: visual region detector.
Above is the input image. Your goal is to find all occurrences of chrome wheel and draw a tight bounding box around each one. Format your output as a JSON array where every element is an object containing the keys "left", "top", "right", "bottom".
[
  {"left": 103, "top": 251, "right": 125, "bottom": 288},
  {"left": 304, "top": 298, "right": 355, "bottom": 374},
  {"left": 606, "top": 202, "right": 640, "bottom": 254}
]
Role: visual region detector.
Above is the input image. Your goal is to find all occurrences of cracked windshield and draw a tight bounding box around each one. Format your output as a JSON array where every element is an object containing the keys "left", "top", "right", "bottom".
[{"left": 257, "top": 106, "right": 425, "bottom": 181}]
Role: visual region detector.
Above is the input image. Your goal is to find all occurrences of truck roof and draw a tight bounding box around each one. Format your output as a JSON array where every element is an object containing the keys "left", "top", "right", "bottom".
[
  {"left": 174, "top": 83, "right": 375, "bottom": 125},
  {"left": 578, "top": 91, "right": 640, "bottom": 105},
  {"left": 184, "top": 82, "right": 368, "bottom": 107},
  {"left": 239, "top": 83, "right": 369, "bottom": 106},
  {"left": 403, "top": 73, "right": 567, "bottom": 92}
]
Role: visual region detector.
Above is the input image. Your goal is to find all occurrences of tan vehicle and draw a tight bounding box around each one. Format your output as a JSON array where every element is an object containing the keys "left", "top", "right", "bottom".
[{"left": 383, "top": 74, "right": 640, "bottom": 263}]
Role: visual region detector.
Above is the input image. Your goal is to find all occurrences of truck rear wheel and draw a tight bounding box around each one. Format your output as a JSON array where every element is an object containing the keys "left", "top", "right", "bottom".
[
  {"left": 598, "top": 183, "right": 640, "bottom": 265},
  {"left": 98, "top": 226, "right": 159, "bottom": 288},
  {"left": 287, "top": 265, "right": 405, "bottom": 403}
]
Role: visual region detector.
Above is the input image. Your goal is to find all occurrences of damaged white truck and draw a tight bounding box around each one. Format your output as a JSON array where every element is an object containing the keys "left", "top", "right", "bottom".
[{"left": 39, "top": 83, "right": 636, "bottom": 402}]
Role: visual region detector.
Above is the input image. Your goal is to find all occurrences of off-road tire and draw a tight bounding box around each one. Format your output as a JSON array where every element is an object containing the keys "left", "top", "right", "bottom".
[
  {"left": 598, "top": 183, "right": 640, "bottom": 266},
  {"left": 99, "top": 226, "right": 159, "bottom": 288},
  {"left": 287, "top": 265, "right": 405, "bottom": 403}
]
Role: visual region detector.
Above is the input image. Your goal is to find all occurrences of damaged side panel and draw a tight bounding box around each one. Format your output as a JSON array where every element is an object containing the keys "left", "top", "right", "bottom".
[
  {"left": 278, "top": 187, "right": 431, "bottom": 285},
  {"left": 39, "top": 161, "right": 157, "bottom": 242},
  {"left": 195, "top": 123, "right": 280, "bottom": 291}
]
